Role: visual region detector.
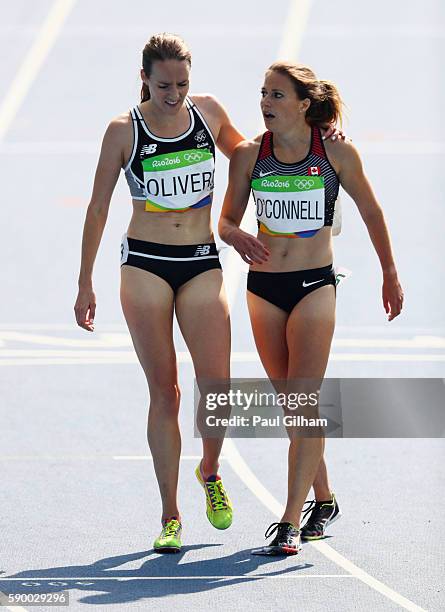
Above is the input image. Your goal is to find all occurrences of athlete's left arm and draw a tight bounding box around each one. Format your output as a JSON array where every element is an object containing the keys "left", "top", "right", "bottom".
[
  {"left": 334, "top": 140, "right": 404, "bottom": 321},
  {"left": 192, "top": 94, "right": 246, "bottom": 158}
]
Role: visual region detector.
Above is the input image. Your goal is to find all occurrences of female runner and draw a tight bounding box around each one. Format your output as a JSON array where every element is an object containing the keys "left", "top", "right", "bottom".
[
  {"left": 74, "top": 33, "right": 243, "bottom": 553},
  {"left": 219, "top": 62, "right": 404, "bottom": 555}
]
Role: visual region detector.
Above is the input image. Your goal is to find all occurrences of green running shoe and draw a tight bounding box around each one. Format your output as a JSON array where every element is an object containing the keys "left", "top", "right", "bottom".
[
  {"left": 195, "top": 464, "right": 233, "bottom": 530},
  {"left": 153, "top": 517, "right": 182, "bottom": 553}
]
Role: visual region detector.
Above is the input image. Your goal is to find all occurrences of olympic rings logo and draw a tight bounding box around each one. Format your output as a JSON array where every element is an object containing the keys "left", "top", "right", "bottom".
[
  {"left": 184, "top": 152, "right": 203, "bottom": 162},
  {"left": 195, "top": 129, "right": 206, "bottom": 142},
  {"left": 294, "top": 179, "right": 315, "bottom": 189}
]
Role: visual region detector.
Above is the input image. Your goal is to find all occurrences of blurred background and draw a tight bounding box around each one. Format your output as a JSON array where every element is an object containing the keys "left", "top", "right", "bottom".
[{"left": 0, "top": 0, "right": 443, "bottom": 341}]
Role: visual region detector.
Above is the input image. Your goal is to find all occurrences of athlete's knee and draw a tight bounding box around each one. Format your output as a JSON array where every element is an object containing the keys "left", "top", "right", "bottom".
[
  {"left": 195, "top": 376, "right": 230, "bottom": 393},
  {"left": 149, "top": 383, "right": 181, "bottom": 416}
]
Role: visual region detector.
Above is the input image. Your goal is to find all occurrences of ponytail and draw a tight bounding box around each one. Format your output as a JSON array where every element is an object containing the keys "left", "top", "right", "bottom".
[
  {"left": 306, "top": 79, "right": 343, "bottom": 127},
  {"left": 268, "top": 62, "right": 344, "bottom": 127},
  {"left": 141, "top": 82, "right": 150, "bottom": 103}
]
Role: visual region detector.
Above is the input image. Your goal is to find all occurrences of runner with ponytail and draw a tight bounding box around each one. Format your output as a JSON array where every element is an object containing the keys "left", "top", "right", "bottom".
[{"left": 219, "top": 62, "right": 403, "bottom": 555}]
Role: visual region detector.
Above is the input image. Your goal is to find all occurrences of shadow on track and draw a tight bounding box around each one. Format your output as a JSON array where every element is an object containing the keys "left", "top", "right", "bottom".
[{"left": 2, "top": 546, "right": 313, "bottom": 605}]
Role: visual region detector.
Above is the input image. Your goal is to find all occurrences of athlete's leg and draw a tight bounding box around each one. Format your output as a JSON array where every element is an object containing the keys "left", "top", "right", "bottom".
[
  {"left": 246, "top": 290, "right": 288, "bottom": 381},
  {"left": 311, "top": 455, "right": 332, "bottom": 501},
  {"left": 175, "top": 269, "right": 231, "bottom": 479},
  {"left": 120, "top": 266, "right": 181, "bottom": 521},
  {"left": 281, "top": 284, "right": 336, "bottom": 525},
  {"left": 247, "top": 289, "right": 333, "bottom": 502}
]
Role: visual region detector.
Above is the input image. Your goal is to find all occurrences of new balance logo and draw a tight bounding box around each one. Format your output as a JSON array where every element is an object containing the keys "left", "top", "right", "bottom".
[
  {"left": 140, "top": 144, "right": 157, "bottom": 156},
  {"left": 194, "top": 245, "right": 211, "bottom": 256}
]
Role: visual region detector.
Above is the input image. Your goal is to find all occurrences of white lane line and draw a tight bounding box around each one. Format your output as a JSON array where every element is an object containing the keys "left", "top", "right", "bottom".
[
  {"left": 223, "top": 217, "right": 253, "bottom": 309},
  {"left": 0, "top": 324, "right": 443, "bottom": 335},
  {"left": 276, "top": 0, "right": 312, "bottom": 60},
  {"left": 224, "top": 0, "right": 312, "bottom": 310},
  {"left": 0, "top": 0, "right": 77, "bottom": 142},
  {"left": 0, "top": 24, "right": 285, "bottom": 38},
  {"left": 0, "top": 324, "right": 130, "bottom": 331},
  {"left": 223, "top": 438, "right": 426, "bottom": 612},
  {"left": 0, "top": 141, "right": 99, "bottom": 154},
  {"left": 0, "top": 358, "right": 136, "bottom": 366},
  {"left": 0, "top": 350, "right": 138, "bottom": 357},
  {"left": 113, "top": 455, "right": 218, "bottom": 461},
  {"left": 0, "top": 575, "right": 353, "bottom": 581},
  {"left": 1, "top": 332, "right": 444, "bottom": 349},
  {"left": 2, "top": 23, "right": 443, "bottom": 38},
  {"left": 0, "top": 455, "right": 223, "bottom": 461},
  {"left": 0, "top": 140, "right": 444, "bottom": 155},
  {"left": 305, "top": 24, "right": 445, "bottom": 38},
  {"left": 0, "top": 353, "right": 444, "bottom": 366},
  {"left": 355, "top": 141, "right": 445, "bottom": 155},
  {"left": 329, "top": 353, "right": 445, "bottom": 362},
  {"left": 0, "top": 332, "right": 132, "bottom": 347},
  {"left": 0, "top": 455, "right": 117, "bottom": 461},
  {"left": 335, "top": 337, "right": 445, "bottom": 349}
]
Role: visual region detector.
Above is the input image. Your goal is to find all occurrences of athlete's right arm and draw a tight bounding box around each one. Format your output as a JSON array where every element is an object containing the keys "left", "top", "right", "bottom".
[
  {"left": 74, "top": 118, "right": 127, "bottom": 332},
  {"left": 218, "top": 142, "right": 270, "bottom": 265}
]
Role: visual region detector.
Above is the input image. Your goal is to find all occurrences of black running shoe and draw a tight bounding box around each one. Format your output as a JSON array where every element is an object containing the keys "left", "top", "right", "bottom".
[
  {"left": 300, "top": 493, "right": 341, "bottom": 541},
  {"left": 252, "top": 522, "right": 302, "bottom": 556}
]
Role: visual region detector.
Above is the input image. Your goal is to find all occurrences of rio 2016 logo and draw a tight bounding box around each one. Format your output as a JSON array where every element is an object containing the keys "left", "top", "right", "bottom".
[{"left": 261, "top": 178, "right": 290, "bottom": 189}]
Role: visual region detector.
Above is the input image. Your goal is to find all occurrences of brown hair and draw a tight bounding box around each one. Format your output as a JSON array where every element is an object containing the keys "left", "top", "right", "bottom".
[
  {"left": 268, "top": 62, "right": 344, "bottom": 127},
  {"left": 141, "top": 33, "right": 192, "bottom": 102}
]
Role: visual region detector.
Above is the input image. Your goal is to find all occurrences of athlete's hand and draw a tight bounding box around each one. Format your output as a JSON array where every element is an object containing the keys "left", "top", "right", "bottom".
[
  {"left": 74, "top": 287, "right": 96, "bottom": 332},
  {"left": 321, "top": 124, "right": 347, "bottom": 142},
  {"left": 382, "top": 274, "right": 404, "bottom": 321},
  {"left": 231, "top": 229, "right": 270, "bottom": 265}
]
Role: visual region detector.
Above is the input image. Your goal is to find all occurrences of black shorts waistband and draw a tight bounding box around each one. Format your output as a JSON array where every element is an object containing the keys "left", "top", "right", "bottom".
[
  {"left": 122, "top": 234, "right": 219, "bottom": 261},
  {"left": 248, "top": 264, "right": 333, "bottom": 278}
]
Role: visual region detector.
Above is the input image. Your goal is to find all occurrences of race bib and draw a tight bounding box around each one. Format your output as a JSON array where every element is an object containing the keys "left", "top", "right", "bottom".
[
  {"left": 251, "top": 175, "right": 325, "bottom": 235},
  {"left": 142, "top": 148, "right": 215, "bottom": 212}
]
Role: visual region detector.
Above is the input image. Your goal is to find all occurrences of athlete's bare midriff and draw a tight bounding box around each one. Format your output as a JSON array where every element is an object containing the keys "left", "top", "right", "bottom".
[
  {"left": 122, "top": 95, "right": 221, "bottom": 246},
  {"left": 127, "top": 200, "right": 215, "bottom": 245},
  {"left": 249, "top": 226, "right": 333, "bottom": 272}
]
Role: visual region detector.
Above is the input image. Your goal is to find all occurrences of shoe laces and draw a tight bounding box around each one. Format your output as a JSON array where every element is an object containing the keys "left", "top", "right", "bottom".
[
  {"left": 264, "top": 522, "right": 296, "bottom": 540},
  {"left": 301, "top": 500, "right": 317, "bottom": 522},
  {"left": 206, "top": 480, "right": 228, "bottom": 511},
  {"left": 302, "top": 497, "right": 334, "bottom": 523},
  {"left": 161, "top": 518, "right": 180, "bottom": 538}
]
